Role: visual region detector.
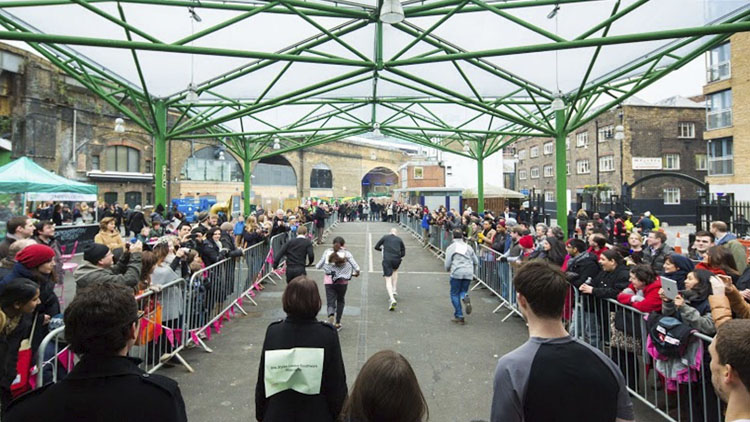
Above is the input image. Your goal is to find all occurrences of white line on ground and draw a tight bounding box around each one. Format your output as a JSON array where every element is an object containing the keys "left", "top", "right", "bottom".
[{"left": 368, "top": 230, "right": 374, "bottom": 274}]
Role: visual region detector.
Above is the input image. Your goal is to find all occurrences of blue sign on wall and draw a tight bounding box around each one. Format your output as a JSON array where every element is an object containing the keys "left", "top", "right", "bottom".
[{"left": 520, "top": 189, "right": 529, "bottom": 195}]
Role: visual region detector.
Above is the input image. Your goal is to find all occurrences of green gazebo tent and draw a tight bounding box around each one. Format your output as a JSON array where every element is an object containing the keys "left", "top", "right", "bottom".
[{"left": 0, "top": 157, "right": 98, "bottom": 206}]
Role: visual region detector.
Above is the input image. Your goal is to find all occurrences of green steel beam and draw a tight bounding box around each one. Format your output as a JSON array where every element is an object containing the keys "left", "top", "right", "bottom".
[
  {"left": 391, "top": 0, "right": 469, "bottom": 62},
  {"left": 72, "top": 0, "right": 163, "bottom": 43},
  {"left": 153, "top": 101, "right": 168, "bottom": 207},
  {"left": 175, "top": 2, "right": 279, "bottom": 45},
  {"left": 554, "top": 108, "right": 568, "bottom": 237},
  {"left": 388, "top": 21, "right": 750, "bottom": 66},
  {"left": 468, "top": 0, "right": 566, "bottom": 43},
  {"left": 0, "top": 31, "right": 373, "bottom": 67},
  {"left": 476, "top": 139, "right": 484, "bottom": 212},
  {"left": 404, "top": 0, "right": 599, "bottom": 18}
]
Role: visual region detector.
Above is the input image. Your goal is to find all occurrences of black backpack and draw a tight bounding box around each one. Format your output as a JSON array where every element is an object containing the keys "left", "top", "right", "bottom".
[{"left": 646, "top": 312, "right": 694, "bottom": 358}]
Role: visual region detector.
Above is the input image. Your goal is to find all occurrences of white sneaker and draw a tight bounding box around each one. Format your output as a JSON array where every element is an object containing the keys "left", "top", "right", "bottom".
[{"left": 389, "top": 300, "right": 397, "bottom": 311}]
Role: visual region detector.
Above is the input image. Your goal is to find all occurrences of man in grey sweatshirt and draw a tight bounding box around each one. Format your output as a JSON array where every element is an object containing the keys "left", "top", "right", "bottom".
[{"left": 444, "top": 229, "right": 479, "bottom": 325}]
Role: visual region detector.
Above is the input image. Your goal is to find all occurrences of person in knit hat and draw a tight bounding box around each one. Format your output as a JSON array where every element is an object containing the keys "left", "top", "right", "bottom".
[
  {"left": 73, "top": 241, "right": 143, "bottom": 292},
  {"left": 0, "top": 243, "right": 60, "bottom": 337},
  {"left": 518, "top": 235, "right": 535, "bottom": 259}
]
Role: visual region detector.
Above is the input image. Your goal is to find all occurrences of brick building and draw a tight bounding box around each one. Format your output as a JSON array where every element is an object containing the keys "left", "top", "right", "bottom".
[
  {"left": 399, "top": 162, "right": 446, "bottom": 189},
  {"left": 703, "top": 33, "right": 750, "bottom": 201},
  {"left": 514, "top": 97, "right": 707, "bottom": 224}
]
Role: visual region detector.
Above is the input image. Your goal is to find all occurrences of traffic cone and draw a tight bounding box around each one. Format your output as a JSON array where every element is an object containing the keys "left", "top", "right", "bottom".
[{"left": 674, "top": 232, "right": 683, "bottom": 254}]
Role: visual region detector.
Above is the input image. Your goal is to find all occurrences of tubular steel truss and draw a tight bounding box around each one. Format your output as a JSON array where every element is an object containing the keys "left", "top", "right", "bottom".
[{"left": 1, "top": 0, "right": 749, "bottom": 231}]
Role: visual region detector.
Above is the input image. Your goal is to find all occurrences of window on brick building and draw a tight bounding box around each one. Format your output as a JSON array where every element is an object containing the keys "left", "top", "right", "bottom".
[
  {"left": 543, "top": 165, "right": 553, "bottom": 177},
  {"left": 530, "top": 146, "right": 539, "bottom": 158},
  {"left": 311, "top": 164, "right": 333, "bottom": 189},
  {"left": 707, "top": 90, "right": 732, "bottom": 130},
  {"left": 678, "top": 122, "right": 695, "bottom": 139},
  {"left": 708, "top": 137, "right": 733, "bottom": 176},
  {"left": 663, "top": 153, "right": 680, "bottom": 170},
  {"left": 597, "top": 125, "right": 614, "bottom": 142},
  {"left": 519, "top": 169, "right": 527, "bottom": 180},
  {"left": 518, "top": 149, "right": 527, "bottom": 160},
  {"left": 91, "top": 155, "right": 100, "bottom": 170},
  {"left": 599, "top": 155, "right": 615, "bottom": 172},
  {"left": 664, "top": 188, "right": 681, "bottom": 205},
  {"left": 543, "top": 142, "right": 553, "bottom": 155},
  {"left": 530, "top": 167, "right": 540, "bottom": 179},
  {"left": 695, "top": 154, "right": 708, "bottom": 171},
  {"left": 106, "top": 146, "right": 140, "bottom": 173},
  {"left": 544, "top": 191, "right": 555, "bottom": 202},
  {"left": 145, "top": 160, "right": 151, "bottom": 173},
  {"left": 413, "top": 167, "right": 424, "bottom": 179},
  {"left": 576, "top": 131, "right": 589, "bottom": 148},
  {"left": 576, "top": 160, "right": 590, "bottom": 174},
  {"left": 566, "top": 161, "right": 570, "bottom": 175},
  {"left": 707, "top": 42, "right": 731, "bottom": 83}
]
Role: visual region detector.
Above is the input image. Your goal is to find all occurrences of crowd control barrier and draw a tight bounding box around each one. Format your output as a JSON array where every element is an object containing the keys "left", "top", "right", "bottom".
[{"left": 571, "top": 289, "right": 723, "bottom": 422}]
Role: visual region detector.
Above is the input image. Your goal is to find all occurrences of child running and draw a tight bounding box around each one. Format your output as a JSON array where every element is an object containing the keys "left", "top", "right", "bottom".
[{"left": 316, "top": 236, "right": 360, "bottom": 331}]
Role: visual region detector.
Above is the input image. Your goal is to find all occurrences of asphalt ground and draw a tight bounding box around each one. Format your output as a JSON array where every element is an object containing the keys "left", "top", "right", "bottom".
[{"left": 157, "top": 221, "right": 664, "bottom": 422}]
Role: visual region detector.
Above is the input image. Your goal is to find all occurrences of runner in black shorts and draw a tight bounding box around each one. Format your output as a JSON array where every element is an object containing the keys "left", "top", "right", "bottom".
[{"left": 374, "top": 228, "right": 406, "bottom": 311}]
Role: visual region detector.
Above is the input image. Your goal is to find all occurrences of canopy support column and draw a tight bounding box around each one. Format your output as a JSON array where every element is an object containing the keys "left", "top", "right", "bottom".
[
  {"left": 243, "top": 142, "right": 252, "bottom": 216},
  {"left": 477, "top": 147, "right": 484, "bottom": 213},
  {"left": 153, "top": 100, "right": 168, "bottom": 208},
  {"left": 555, "top": 108, "right": 568, "bottom": 238}
]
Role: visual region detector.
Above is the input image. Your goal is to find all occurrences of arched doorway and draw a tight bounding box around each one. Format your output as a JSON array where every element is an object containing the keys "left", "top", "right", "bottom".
[
  {"left": 361, "top": 167, "right": 398, "bottom": 198},
  {"left": 253, "top": 155, "right": 297, "bottom": 211},
  {"left": 181, "top": 146, "right": 243, "bottom": 182}
]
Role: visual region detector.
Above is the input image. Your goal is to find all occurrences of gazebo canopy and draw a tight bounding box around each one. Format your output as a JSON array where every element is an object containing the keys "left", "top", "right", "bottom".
[
  {"left": 0, "top": 157, "right": 98, "bottom": 200},
  {"left": 1, "top": 0, "right": 748, "bottom": 232}
]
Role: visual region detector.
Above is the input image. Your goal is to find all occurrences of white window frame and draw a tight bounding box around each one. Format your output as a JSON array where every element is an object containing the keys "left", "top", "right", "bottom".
[
  {"left": 543, "top": 142, "right": 554, "bottom": 155},
  {"left": 530, "top": 146, "right": 539, "bottom": 158},
  {"left": 566, "top": 161, "right": 570, "bottom": 175},
  {"left": 530, "top": 166, "right": 540, "bottom": 179},
  {"left": 695, "top": 154, "right": 707, "bottom": 171},
  {"left": 518, "top": 149, "right": 527, "bottom": 160},
  {"left": 597, "top": 125, "right": 614, "bottom": 142},
  {"left": 664, "top": 188, "right": 681, "bottom": 205},
  {"left": 576, "top": 131, "right": 589, "bottom": 148},
  {"left": 519, "top": 169, "right": 527, "bottom": 180},
  {"left": 599, "top": 155, "right": 615, "bottom": 172},
  {"left": 707, "top": 42, "right": 731, "bottom": 83},
  {"left": 708, "top": 137, "right": 733, "bottom": 176},
  {"left": 544, "top": 191, "right": 555, "bottom": 202},
  {"left": 663, "top": 154, "right": 680, "bottom": 170},
  {"left": 678, "top": 122, "right": 696, "bottom": 139},
  {"left": 413, "top": 167, "right": 424, "bottom": 179},
  {"left": 543, "top": 165, "right": 553, "bottom": 178},
  {"left": 707, "top": 90, "right": 733, "bottom": 130},
  {"left": 576, "top": 159, "right": 590, "bottom": 174}
]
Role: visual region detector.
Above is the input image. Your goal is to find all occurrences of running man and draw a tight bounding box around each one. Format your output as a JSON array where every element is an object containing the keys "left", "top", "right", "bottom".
[{"left": 374, "top": 228, "right": 406, "bottom": 311}]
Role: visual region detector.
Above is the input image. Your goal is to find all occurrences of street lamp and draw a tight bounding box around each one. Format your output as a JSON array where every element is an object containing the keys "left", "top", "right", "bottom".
[
  {"left": 614, "top": 125, "right": 625, "bottom": 141},
  {"left": 380, "top": 0, "right": 405, "bottom": 24},
  {"left": 186, "top": 82, "right": 199, "bottom": 103}
]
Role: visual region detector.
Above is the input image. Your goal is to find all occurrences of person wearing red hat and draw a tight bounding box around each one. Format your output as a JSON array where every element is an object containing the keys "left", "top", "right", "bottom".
[
  {"left": 1, "top": 243, "right": 60, "bottom": 340},
  {"left": 518, "top": 235, "right": 535, "bottom": 260}
]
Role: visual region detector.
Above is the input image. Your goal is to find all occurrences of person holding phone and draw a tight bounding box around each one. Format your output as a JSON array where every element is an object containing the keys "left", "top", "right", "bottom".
[
  {"left": 659, "top": 269, "right": 716, "bottom": 336},
  {"left": 709, "top": 273, "right": 750, "bottom": 329}
]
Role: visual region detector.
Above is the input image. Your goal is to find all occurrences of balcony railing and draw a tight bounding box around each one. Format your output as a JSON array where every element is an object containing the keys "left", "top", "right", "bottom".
[
  {"left": 707, "top": 109, "right": 732, "bottom": 130},
  {"left": 707, "top": 60, "right": 731, "bottom": 83}
]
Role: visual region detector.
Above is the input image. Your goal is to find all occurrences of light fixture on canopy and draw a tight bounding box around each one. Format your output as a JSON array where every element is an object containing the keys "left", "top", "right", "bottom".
[
  {"left": 272, "top": 137, "right": 281, "bottom": 150},
  {"left": 463, "top": 140, "right": 471, "bottom": 153},
  {"left": 380, "top": 0, "right": 405, "bottom": 24},
  {"left": 114, "top": 117, "right": 125, "bottom": 133},
  {"left": 614, "top": 125, "right": 625, "bottom": 141},
  {"left": 551, "top": 92, "right": 565, "bottom": 111}
]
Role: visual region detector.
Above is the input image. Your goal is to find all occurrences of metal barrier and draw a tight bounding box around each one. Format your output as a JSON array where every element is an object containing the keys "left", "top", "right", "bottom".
[
  {"left": 471, "top": 245, "right": 521, "bottom": 321},
  {"left": 36, "top": 277, "right": 193, "bottom": 387},
  {"left": 571, "top": 289, "right": 723, "bottom": 422}
]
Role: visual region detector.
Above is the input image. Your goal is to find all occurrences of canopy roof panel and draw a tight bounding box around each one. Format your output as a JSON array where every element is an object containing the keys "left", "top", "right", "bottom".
[{"left": 0, "top": 0, "right": 748, "bottom": 160}]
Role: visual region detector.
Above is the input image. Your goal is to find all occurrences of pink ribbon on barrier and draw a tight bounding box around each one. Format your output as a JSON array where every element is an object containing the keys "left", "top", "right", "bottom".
[
  {"left": 190, "top": 331, "right": 200, "bottom": 345},
  {"left": 238, "top": 297, "right": 244, "bottom": 306},
  {"left": 205, "top": 327, "right": 212, "bottom": 341},
  {"left": 58, "top": 349, "right": 74, "bottom": 372},
  {"left": 265, "top": 248, "right": 274, "bottom": 265},
  {"left": 173, "top": 329, "right": 183, "bottom": 345},
  {"left": 164, "top": 327, "right": 175, "bottom": 347},
  {"left": 212, "top": 320, "right": 222, "bottom": 334}
]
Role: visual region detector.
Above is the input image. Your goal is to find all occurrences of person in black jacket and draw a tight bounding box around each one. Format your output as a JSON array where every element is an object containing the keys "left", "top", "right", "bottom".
[
  {"left": 0, "top": 279, "right": 40, "bottom": 414},
  {"left": 564, "top": 238, "right": 600, "bottom": 288},
  {"left": 273, "top": 225, "right": 315, "bottom": 283},
  {"left": 255, "top": 276, "right": 347, "bottom": 422},
  {"left": 127, "top": 205, "right": 148, "bottom": 237},
  {"left": 314, "top": 204, "right": 328, "bottom": 245},
  {"left": 6, "top": 282, "right": 187, "bottom": 422},
  {"left": 374, "top": 228, "right": 406, "bottom": 311}
]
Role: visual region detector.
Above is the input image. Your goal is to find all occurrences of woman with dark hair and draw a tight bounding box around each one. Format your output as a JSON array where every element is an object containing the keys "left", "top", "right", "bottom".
[
  {"left": 660, "top": 269, "right": 715, "bottom": 335},
  {"left": 697, "top": 245, "right": 741, "bottom": 283},
  {"left": 662, "top": 253, "right": 695, "bottom": 290},
  {"left": 0, "top": 278, "right": 40, "bottom": 413},
  {"left": 539, "top": 236, "right": 566, "bottom": 267},
  {"left": 316, "top": 237, "right": 360, "bottom": 331},
  {"left": 198, "top": 227, "right": 227, "bottom": 267},
  {"left": 580, "top": 249, "right": 631, "bottom": 300},
  {"left": 341, "top": 350, "right": 428, "bottom": 422},
  {"left": 617, "top": 264, "right": 663, "bottom": 312},
  {"left": 255, "top": 276, "right": 347, "bottom": 422},
  {"left": 51, "top": 204, "right": 63, "bottom": 226}
]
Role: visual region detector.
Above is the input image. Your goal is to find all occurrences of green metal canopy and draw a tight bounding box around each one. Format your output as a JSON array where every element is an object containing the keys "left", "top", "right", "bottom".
[
  {"left": 0, "top": 157, "right": 98, "bottom": 197},
  {"left": 0, "top": 0, "right": 749, "bottom": 235}
]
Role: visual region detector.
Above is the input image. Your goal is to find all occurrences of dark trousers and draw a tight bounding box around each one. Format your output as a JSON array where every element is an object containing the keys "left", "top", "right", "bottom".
[
  {"left": 325, "top": 282, "right": 348, "bottom": 323},
  {"left": 286, "top": 265, "right": 307, "bottom": 283}
]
